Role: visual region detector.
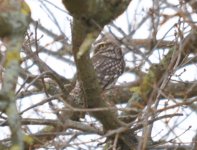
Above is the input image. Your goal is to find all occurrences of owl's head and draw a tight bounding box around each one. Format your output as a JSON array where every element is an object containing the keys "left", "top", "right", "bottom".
[
  {"left": 93, "top": 33, "right": 122, "bottom": 55},
  {"left": 93, "top": 39, "right": 123, "bottom": 59}
]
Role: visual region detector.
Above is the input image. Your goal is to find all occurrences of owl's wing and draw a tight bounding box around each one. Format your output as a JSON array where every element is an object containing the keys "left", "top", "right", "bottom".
[{"left": 92, "top": 55, "right": 124, "bottom": 89}]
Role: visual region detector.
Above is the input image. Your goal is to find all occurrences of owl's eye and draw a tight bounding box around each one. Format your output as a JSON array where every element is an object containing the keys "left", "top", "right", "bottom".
[{"left": 98, "top": 43, "right": 106, "bottom": 49}]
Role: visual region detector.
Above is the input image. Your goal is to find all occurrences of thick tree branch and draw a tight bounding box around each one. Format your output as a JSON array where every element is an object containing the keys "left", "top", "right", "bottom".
[
  {"left": 62, "top": 1, "right": 138, "bottom": 149},
  {"left": 104, "top": 80, "right": 197, "bottom": 105}
]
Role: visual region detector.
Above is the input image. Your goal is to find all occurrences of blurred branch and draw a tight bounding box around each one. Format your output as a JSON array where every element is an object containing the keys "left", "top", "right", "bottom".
[
  {"left": 23, "top": 41, "right": 70, "bottom": 92},
  {"left": 0, "top": 0, "right": 31, "bottom": 149},
  {"left": 31, "top": 19, "right": 72, "bottom": 54},
  {"left": 123, "top": 38, "right": 174, "bottom": 49},
  {"left": 0, "top": 118, "right": 103, "bottom": 134},
  {"left": 186, "top": 0, "right": 197, "bottom": 12}
]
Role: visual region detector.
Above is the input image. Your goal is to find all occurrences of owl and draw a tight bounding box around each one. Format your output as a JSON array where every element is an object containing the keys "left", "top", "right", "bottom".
[
  {"left": 69, "top": 36, "right": 125, "bottom": 107},
  {"left": 92, "top": 38, "right": 125, "bottom": 89}
]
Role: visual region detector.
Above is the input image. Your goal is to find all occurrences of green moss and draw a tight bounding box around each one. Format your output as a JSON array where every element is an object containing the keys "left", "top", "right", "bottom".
[
  {"left": 41, "top": 126, "right": 54, "bottom": 132},
  {"left": 10, "top": 145, "right": 20, "bottom": 150},
  {"left": 20, "top": 1, "right": 31, "bottom": 16},
  {"left": 23, "top": 135, "right": 34, "bottom": 145},
  {"left": 4, "top": 48, "right": 21, "bottom": 67},
  {"left": 130, "top": 86, "right": 141, "bottom": 95},
  {"left": 77, "top": 33, "right": 95, "bottom": 59}
]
